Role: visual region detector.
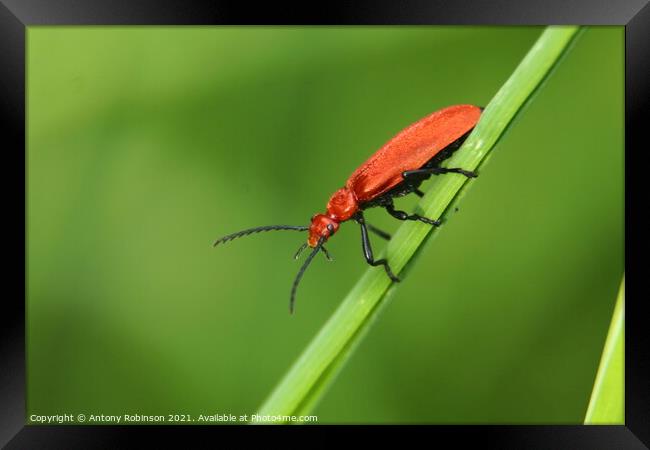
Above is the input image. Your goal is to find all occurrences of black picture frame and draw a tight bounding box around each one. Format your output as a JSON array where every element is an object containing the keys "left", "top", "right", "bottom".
[{"left": 2, "top": 1, "right": 646, "bottom": 447}]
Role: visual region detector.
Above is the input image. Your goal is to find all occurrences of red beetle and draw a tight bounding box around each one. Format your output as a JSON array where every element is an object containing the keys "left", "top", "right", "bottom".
[{"left": 214, "top": 104, "right": 482, "bottom": 313}]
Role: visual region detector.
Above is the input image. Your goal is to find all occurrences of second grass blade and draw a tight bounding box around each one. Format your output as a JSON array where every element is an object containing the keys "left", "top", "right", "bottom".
[{"left": 584, "top": 276, "right": 625, "bottom": 424}]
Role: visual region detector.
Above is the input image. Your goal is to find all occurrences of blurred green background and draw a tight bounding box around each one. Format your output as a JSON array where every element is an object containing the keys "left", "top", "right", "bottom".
[{"left": 27, "top": 26, "right": 623, "bottom": 424}]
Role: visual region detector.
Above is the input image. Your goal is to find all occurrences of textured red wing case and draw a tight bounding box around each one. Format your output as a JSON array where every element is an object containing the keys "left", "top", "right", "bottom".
[{"left": 347, "top": 104, "right": 482, "bottom": 202}]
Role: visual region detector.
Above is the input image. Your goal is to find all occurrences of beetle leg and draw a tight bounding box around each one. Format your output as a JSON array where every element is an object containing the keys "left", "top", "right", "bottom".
[
  {"left": 366, "top": 222, "right": 391, "bottom": 241},
  {"left": 403, "top": 167, "right": 478, "bottom": 179},
  {"left": 356, "top": 213, "right": 400, "bottom": 282},
  {"left": 384, "top": 202, "right": 441, "bottom": 226},
  {"left": 414, "top": 188, "right": 425, "bottom": 198}
]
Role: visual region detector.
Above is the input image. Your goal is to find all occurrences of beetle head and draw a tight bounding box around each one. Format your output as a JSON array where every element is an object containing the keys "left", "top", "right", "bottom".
[{"left": 308, "top": 214, "right": 339, "bottom": 247}]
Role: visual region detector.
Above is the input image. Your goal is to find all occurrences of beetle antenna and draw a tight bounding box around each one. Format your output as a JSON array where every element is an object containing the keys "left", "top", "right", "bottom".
[
  {"left": 213, "top": 225, "right": 309, "bottom": 247},
  {"left": 290, "top": 236, "right": 325, "bottom": 314}
]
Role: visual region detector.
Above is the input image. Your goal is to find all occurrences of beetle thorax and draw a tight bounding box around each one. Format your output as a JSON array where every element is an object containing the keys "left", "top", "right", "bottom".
[{"left": 326, "top": 188, "right": 359, "bottom": 222}]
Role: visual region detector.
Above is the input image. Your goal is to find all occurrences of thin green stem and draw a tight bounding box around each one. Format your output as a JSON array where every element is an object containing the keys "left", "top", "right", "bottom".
[
  {"left": 585, "top": 276, "right": 625, "bottom": 424},
  {"left": 253, "top": 26, "right": 581, "bottom": 424}
]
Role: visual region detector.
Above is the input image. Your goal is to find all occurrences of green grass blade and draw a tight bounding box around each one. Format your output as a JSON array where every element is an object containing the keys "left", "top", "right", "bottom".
[
  {"left": 584, "top": 276, "right": 625, "bottom": 424},
  {"left": 254, "top": 26, "right": 581, "bottom": 424}
]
